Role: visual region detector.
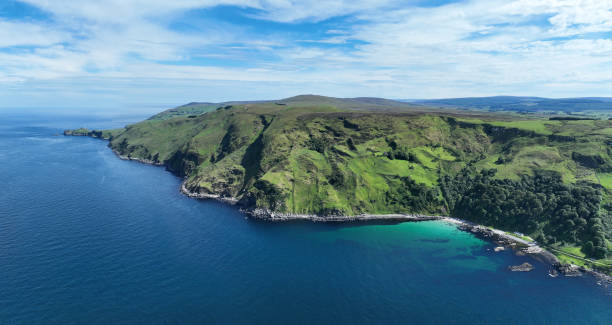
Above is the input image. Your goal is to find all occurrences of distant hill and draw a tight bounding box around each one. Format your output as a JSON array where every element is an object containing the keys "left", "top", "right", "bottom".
[
  {"left": 277, "top": 94, "right": 418, "bottom": 110},
  {"left": 149, "top": 95, "right": 422, "bottom": 120},
  {"left": 405, "top": 96, "right": 612, "bottom": 114},
  {"left": 151, "top": 95, "right": 612, "bottom": 122}
]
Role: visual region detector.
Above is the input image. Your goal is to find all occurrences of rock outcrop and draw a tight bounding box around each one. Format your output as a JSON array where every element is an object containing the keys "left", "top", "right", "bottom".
[{"left": 509, "top": 262, "right": 534, "bottom": 272}]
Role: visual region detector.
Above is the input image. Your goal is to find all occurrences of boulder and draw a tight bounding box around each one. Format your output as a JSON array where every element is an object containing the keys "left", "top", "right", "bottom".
[{"left": 508, "top": 262, "right": 534, "bottom": 272}]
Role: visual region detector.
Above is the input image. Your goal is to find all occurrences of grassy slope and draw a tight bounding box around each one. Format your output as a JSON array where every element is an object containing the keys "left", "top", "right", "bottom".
[
  {"left": 107, "top": 97, "right": 612, "bottom": 205},
  {"left": 148, "top": 103, "right": 220, "bottom": 120},
  {"left": 87, "top": 95, "right": 612, "bottom": 264}
]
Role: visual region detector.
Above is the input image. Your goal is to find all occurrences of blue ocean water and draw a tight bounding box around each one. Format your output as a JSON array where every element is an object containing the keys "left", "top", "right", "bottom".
[{"left": 0, "top": 112, "right": 611, "bottom": 324}]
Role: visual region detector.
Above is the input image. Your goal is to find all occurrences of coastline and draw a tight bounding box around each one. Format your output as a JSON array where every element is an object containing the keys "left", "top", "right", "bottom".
[
  {"left": 246, "top": 207, "right": 443, "bottom": 222},
  {"left": 66, "top": 132, "right": 612, "bottom": 284},
  {"left": 180, "top": 180, "right": 611, "bottom": 283},
  {"left": 180, "top": 183, "right": 239, "bottom": 204},
  {"left": 180, "top": 181, "right": 612, "bottom": 285},
  {"left": 111, "top": 149, "right": 165, "bottom": 166}
]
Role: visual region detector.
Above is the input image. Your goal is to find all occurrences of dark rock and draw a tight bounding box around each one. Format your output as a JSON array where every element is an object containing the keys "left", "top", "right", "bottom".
[
  {"left": 508, "top": 262, "right": 534, "bottom": 272},
  {"left": 555, "top": 263, "right": 583, "bottom": 277},
  {"left": 548, "top": 268, "right": 559, "bottom": 277}
]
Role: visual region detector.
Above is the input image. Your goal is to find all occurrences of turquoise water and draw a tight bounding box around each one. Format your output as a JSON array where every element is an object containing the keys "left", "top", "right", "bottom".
[{"left": 0, "top": 112, "right": 611, "bottom": 324}]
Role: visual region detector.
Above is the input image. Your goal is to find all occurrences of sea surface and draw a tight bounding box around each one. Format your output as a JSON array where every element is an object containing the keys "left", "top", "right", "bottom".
[{"left": 0, "top": 111, "right": 611, "bottom": 324}]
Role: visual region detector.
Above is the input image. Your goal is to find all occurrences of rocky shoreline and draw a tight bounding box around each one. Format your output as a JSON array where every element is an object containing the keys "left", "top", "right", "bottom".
[
  {"left": 245, "top": 207, "right": 443, "bottom": 222},
  {"left": 180, "top": 183, "right": 239, "bottom": 204},
  {"left": 245, "top": 207, "right": 612, "bottom": 283},
  {"left": 179, "top": 186, "right": 442, "bottom": 222},
  {"left": 111, "top": 149, "right": 165, "bottom": 166},
  {"left": 457, "top": 220, "right": 612, "bottom": 285},
  {"left": 457, "top": 222, "right": 560, "bottom": 265}
]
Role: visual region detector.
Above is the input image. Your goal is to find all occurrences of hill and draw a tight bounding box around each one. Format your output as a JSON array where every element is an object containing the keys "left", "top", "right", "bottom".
[
  {"left": 407, "top": 96, "right": 612, "bottom": 115},
  {"left": 69, "top": 95, "right": 612, "bottom": 265},
  {"left": 149, "top": 95, "right": 429, "bottom": 121}
]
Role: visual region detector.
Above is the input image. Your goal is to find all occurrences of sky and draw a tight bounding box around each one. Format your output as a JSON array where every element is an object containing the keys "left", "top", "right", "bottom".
[{"left": 2, "top": 0, "right": 612, "bottom": 110}]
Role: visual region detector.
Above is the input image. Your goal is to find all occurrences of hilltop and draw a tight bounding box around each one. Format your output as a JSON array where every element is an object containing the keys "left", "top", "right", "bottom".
[
  {"left": 68, "top": 95, "right": 612, "bottom": 269},
  {"left": 148, "top": 95, "right": 425, "bottom": 121},
  {"left": 407, "top": 96, "right": 612, "bottom": 116}
]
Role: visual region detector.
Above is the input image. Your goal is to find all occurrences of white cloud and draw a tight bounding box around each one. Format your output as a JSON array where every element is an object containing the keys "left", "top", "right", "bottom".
[
  {"left": 251, "top": 0, "right": 399, "bottom": 22},
  {"left": 502, "top": 0, "right": 612, "bottom": 35},
  {"left": 2, "top": 0, "right": 612, "bottom": 108},
  {"left": 0, "top": 20, "right": 68, "bottom": 47},
  {"left": 19, "top": 0, "right": 260, "bottom": 23}
]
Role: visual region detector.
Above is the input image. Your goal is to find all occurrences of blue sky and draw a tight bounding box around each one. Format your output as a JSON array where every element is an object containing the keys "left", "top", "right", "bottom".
[{"left": 1, "top": 0, "right": 612, "bottom": 110}]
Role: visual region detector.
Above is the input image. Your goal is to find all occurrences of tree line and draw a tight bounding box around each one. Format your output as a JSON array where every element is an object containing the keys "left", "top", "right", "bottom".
[{"left": 441, "top": 169, "right": 609, "bottom": 258}]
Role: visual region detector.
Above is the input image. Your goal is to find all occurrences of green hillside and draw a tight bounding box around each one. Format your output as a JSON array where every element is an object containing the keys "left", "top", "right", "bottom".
[
  {"left": 148, "top": 94, "right": 424, "bottom": 121},
  {"left": 72, "top": 95, "right": 612, "bottom": 262},
  {"left": 410, "top": 96, "right": 612, "bottom": 116},
  {"left": 148, "top": 102, "right": 220, "bottom": 120}
]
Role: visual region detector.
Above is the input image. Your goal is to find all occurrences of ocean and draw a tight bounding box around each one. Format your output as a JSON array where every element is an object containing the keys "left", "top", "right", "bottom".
[{"left": 0, "top": 111, "right": 610, "bottom": 324}]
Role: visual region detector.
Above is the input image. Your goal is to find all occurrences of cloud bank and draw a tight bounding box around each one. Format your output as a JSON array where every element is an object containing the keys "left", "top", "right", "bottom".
[{"left": 1, "top": 0, "right": 612, "bottom": 108}]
